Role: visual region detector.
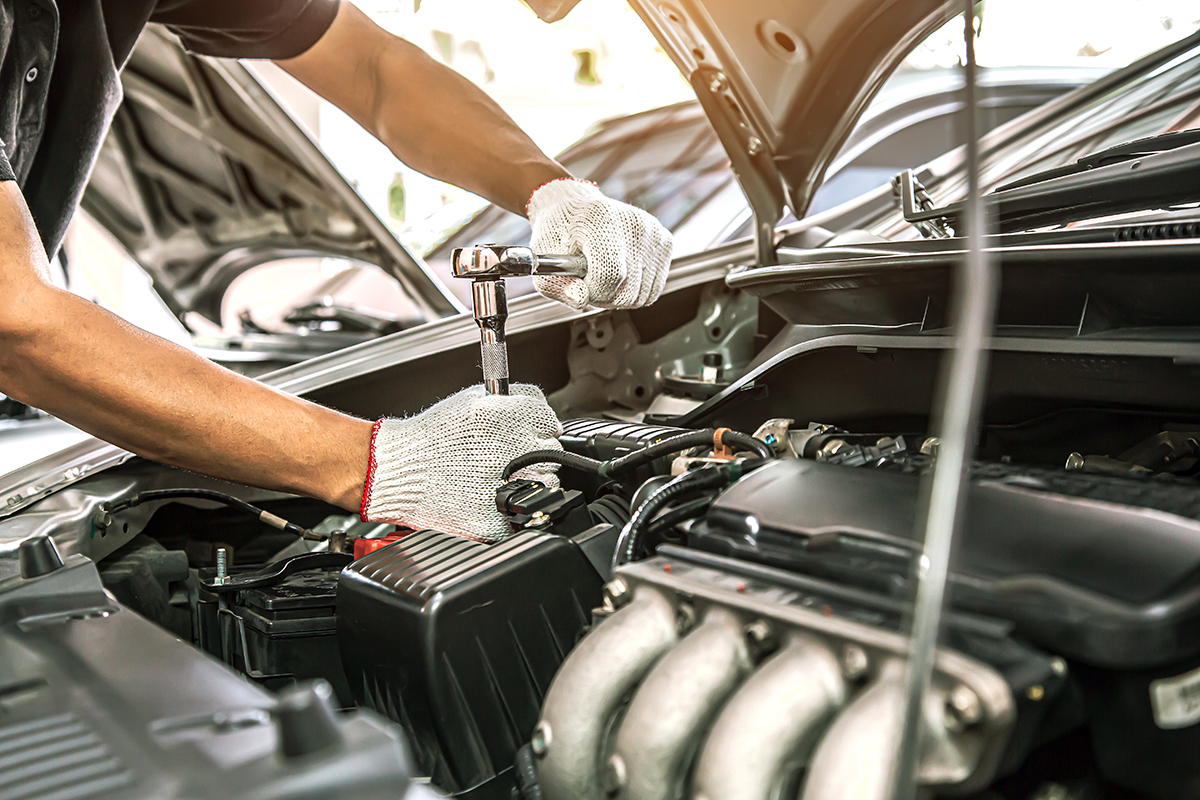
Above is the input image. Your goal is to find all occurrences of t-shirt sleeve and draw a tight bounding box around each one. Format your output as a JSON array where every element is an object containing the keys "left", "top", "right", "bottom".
[
  {"left": 150, "top": 0, "right": 341, "bottom": 60},
  {"left": 0, "top": 145, "right": 14, "bottom": 183}
]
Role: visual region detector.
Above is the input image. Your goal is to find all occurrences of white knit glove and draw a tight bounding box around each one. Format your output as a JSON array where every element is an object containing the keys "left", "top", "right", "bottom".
[
  {"left": 359, "top": 384, "right": 564, "bottom": 542},
  {"left": 528, "top": 178, "right": 672, "bottom": 310}
]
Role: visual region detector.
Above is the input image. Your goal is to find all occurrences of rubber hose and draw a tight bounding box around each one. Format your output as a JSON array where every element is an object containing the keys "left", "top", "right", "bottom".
[
  {"left": 612, "top": 467, "right": 731, "bottom": 572},
  {"left": 721, "top": 430, "right": 775, "bottom": 460},
  {"left": 514, "top": 744, "right": 543, "bottom": 800},
  {"left": 503, "top": 449, "right": 605, "bottom": 479},
  {"left": 503, "top": 428, "right": 775, "bottom": 481},
  {"left": 644, "top": 496, "right": 714, "bottom": 539},
  {"left": 589, "top": 494, "right": 632, "bottom": 528}
]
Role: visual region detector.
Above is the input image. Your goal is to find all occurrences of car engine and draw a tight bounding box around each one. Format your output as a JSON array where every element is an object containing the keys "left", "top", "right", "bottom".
[{"left": 5, "top": 280, "right": 1200, "bottom": 800}]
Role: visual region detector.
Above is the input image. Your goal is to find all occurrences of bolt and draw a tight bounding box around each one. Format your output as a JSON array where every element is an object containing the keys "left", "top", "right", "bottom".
[
  {"left": 603, "top": 578, "right": 632, "bottom": 610},
  {"left": 215, "top": 547, "right": 229, "bottom": 584},
  {"left": 1049, "top": 657, "right": 1068, "bottom": 677},
  {"left": 944, "top": 685, "right": 983, "bottom": 731},
  {"left": 747, "top": 136, "right": 764, "bottom": 156},
  {"left": 744, "top": 619, "right": 777, "bottom": 658},
  {"left": 531, "top": 722, "right": 551, "bottom": 757},
  {"left": 528, "top": 511, "right": 551, "bottom": 528},
  {"left": 1026, "top": 684, "right": 1046, "bottom": 702},
  {"left": 1065, "top": 452, "right": 1085, "bottom": 471},
  {"left": 603, "top": 754, "right": 627, "bottom": 795},
  {"left": 841, "top": 645, "right": 870, "bottom": 682},
  {"left": 675, "top": 602, "right": 696, "bottom": 634},
  {"left": 709, "top": 73, "right": 726, "bottom": 93}
]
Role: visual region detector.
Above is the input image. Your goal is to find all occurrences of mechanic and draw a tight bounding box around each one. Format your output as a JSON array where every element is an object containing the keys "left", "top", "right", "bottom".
[{"left": 0, "top": 0, "right": 671, "bottom": 541}]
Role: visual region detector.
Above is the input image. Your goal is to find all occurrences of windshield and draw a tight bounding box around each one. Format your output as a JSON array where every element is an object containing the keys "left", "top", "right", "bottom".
[{"left": 879, "top": 34, "right": 1200, "bottom": 238}]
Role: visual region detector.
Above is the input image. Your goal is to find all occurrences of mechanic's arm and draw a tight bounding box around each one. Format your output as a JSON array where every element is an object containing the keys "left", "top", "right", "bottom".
[
  {"left": 0, "top": 183, "right": 372, "bottom": 510},
  {"left": 278, "top": 3, "right": 564, "bottom": 215},
  {"left": 277, "top": 2, "right": 672, "bottom": 310}
]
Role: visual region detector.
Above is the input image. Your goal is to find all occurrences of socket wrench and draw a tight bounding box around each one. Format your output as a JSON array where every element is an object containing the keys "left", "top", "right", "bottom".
[{"left": 451, "top": 244, "right": 587, "bottom": 394}]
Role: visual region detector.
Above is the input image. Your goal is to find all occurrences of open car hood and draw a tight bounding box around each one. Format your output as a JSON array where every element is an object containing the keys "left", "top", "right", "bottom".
[
  {"left": 81, "top": 26, "right": 460, "bottom": 327},
  {"left": 625, "top": 0, "right": 954, "bottom": 261}
]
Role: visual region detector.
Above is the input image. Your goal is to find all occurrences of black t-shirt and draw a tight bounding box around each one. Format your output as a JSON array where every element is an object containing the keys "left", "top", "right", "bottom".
[{"left": 0, "top": 0, "right": 339, "bottom": 257}]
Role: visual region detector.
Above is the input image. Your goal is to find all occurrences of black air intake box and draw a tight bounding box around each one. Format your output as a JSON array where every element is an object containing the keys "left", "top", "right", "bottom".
[{"left": 337, "top": 529, "right": 604, "bottom": 798}]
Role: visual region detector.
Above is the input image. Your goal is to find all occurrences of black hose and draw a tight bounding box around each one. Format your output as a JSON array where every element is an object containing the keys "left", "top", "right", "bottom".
[
  {"left": 504, "top": 428, "right": 774, "bottom": 480},
  {"left": 504, "top": 449, "right": 605, "bottom": 479},
  {"left": 514, "top": 744, "right": 543, "bottom": 800},
  {"left": 589, "top": 494, "right": 632, "bottom": 528},
  {"left": 644, "top": 496, "right": 713, "bottom": 539},
  {"left": 102, "top": 489, "right": 321, "bottom": 540}
]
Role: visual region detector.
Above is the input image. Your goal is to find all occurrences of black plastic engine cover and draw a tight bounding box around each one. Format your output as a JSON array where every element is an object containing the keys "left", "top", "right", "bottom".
[
  {"left": 0, "top": 551, "right": 412, "bottom": 800},
  {"left": 689, "top": 458, "right": 1200, "bottom": 669},
  {"left": 337, "top": 529, "right": 604, "bottom": 798}
]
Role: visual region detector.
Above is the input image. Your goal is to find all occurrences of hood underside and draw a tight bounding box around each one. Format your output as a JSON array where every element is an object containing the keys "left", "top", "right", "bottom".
[
  {"left": 81, "top": 26, "right": 458, "bottom": 327},
  {"left": 627, "top": 0, "right": 954, "bottom": 259}
]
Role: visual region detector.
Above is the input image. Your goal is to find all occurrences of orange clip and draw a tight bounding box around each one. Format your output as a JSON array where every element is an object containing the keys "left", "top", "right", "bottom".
[{"left": 713, "top": 427, "right": 735, "bottom": 459}]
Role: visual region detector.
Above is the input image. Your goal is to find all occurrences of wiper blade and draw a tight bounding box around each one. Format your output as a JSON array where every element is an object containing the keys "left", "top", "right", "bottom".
[
  {"left": 995, "top": 127, "right": 1200, "bottom": 192},
  {"left": 897, "top": 130, "right": 1200, "bottom": 235}
]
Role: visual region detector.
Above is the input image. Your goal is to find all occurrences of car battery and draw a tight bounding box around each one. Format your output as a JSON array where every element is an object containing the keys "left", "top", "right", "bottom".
[{"left": 199, "top": 567, "right": 354, "bottom": 708}]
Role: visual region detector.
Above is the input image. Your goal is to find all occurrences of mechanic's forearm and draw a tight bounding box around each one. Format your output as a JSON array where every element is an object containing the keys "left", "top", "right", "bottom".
[
  {"left": 0, "top": 188, "right": 369, "bottom": 512},
  {"left": 279, "top": 3, "right": 570, "bottom": 215},
  {"left": 0, "top": 288, "right": 371, "bottom": 511}
]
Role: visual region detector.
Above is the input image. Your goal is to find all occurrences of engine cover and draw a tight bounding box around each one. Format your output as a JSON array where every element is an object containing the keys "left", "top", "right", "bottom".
[
  {"left": 688, "top": 458, "right": 1200, "bottom": 668},
  {"left": 0, "top": 548, "right": 412, "bottom": 800},
  {"left": 686, "top": 458, "right": 1200, "bottom": 798}
]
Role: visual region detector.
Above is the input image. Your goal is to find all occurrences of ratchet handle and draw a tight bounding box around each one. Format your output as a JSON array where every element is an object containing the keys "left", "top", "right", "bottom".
[
  {"left": 451, "top": 245, "right": 588, "bottom": 279},
  {"left": 528, "top": 253, "right": 588, "bottom": 277}
]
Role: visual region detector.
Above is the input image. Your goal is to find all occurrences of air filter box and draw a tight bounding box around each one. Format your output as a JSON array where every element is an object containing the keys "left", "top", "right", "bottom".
[{"left": 337, "top": 529, "right": 604, "bottom": 798}]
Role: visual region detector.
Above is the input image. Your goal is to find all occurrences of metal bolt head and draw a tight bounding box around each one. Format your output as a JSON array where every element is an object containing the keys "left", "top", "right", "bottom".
[
  {"left": 531, "top": 722, "right": 551, "bottom": 758},
  {"left": 1065, "top": 452, "right": 1085, "bottom": 471},
  {"left": 743, "top": 619, "right": 777, "bottom": 658},
  {"left": 1026, "top": 684, "right": 1046, "bottom": 702},
  {"left": 747, "top": 136, "right": 764, "bottom": 156},
  {"left": 528, "top": 511, "right": 551, "bottom": 528},
  {"left": 1049, "top": 657, "right": 1068, "bottom": 677},
  {"left": 709, "top": 73, "right": 726, "bottom": 93},
  {"left": 603, "top": 754, "right": 627, "bottom": 795},
  {"left": 944, "top": 685, "right": 983, "bottom": 731},
  {"left": 603, "top": 578, "right": 632, "bottom": 610},
  {"left": 841, "top": 644, "right": 870, "bottom": 682},
  {"left": 817, "top": 439, "right": 849, "bottom": 461}
]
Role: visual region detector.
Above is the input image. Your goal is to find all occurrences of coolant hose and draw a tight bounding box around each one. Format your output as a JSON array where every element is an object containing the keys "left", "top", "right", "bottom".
[
  {"left": 503, "top": 428, "right": 773, "bottom": 480},
  {"left": 611, "top": 460, "right": 764, "bottom": 573}
]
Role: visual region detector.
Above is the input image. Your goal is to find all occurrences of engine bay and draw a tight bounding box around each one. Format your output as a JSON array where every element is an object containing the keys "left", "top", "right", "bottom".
[{"left": 4, "top": 254, "right": 1200, "bottom": 799}]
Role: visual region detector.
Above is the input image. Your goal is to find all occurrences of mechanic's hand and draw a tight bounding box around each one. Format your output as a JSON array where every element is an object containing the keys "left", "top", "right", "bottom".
[
  {"left": 528, "top": 178, "right": 672, "bottom": 310},
  {"left": 359, "top": 384, "right": 563, "bottom": 542}
]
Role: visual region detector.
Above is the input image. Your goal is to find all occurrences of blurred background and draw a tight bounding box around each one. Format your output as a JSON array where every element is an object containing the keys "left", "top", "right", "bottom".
[{"left": 56, "top": 0, "right": 1200, "bottom": 350}]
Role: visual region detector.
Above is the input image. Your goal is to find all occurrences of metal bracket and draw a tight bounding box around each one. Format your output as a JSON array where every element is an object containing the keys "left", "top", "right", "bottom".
[{"left": 893, "top": 169, "right": 954, "bottom": 239}]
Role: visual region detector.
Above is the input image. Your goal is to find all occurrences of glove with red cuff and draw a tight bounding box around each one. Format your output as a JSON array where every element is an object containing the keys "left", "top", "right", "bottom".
[
  {"left": 359, "top": 384, "right": 563, "bottom": 542},
  {"left": 527, "top": 178, "right": 672, "bottom": 310}
]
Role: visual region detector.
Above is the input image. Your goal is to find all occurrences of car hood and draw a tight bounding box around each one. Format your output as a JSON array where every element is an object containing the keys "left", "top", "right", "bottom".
[
  {"left": 82, "top": 26, "right": 460, "bottom": 327},
  {"left": 621, "top": 0, "right": 954, "bottom": 260}
]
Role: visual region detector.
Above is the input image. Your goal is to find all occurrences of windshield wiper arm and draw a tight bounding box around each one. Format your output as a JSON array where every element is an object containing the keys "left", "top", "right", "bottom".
[
  {"left": 897, "top": 130, "right": 1200, "bottom": 235},
  {"left": 994, "top": 127, "right": 1200, "bottom": 192}
]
